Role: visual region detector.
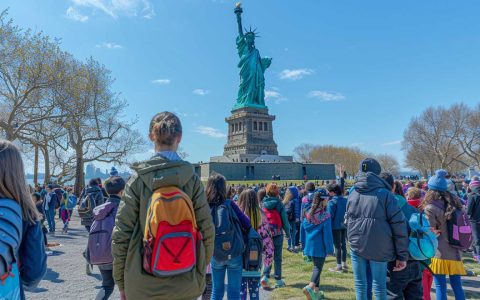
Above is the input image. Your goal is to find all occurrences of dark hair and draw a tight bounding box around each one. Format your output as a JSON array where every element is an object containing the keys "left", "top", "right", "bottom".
[
  {"left": 310, "top": 191, "right": 327, "bottom": 220},
  {"left": 380, "top": 172, "right": 394, "bottom": 189},
  {"left": 32, "top": 192, "right": 41, "bottom": 201},
  {"left": 257, "top": 187, "right": 266, "bottom": 203},
  {"left": 150, "top": 112, "right": 182, "bottom": 146},
  {"left": 227, "top": 185, "right": 235, "bottom": 200},
  {"left": 422, "top": 190, "right": 462, "bottom": 220},
  {"left": 89, "top": 178, "right": 99, "bottom": 186},
  {"left": 393, "top": 180, "right": 405, "bottom": 197},
  {"left": 104, "top": 176, "right": 126, "bottom": 195},
  {"left": 326, "top": 183, "right": 342, "bottom": 196},
  {"left": 206, "top": 173, "right": 226, "bottom": 204},
  {"left": 305, "top": 182, "right": 315, "bottom": 192}
]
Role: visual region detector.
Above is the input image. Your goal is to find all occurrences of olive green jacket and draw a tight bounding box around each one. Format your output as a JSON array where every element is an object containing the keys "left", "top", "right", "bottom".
[{"left": 112, "top": 157, "right": 214, "bottom": 300}]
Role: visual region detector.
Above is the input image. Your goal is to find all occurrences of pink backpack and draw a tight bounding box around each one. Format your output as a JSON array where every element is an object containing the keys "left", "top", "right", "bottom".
[{"left": 433, "top": 202, "right": 473, "bottom": 250}]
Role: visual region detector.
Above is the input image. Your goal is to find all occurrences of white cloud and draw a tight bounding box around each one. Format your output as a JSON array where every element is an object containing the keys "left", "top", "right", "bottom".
[
  {"left": 152, "top": 79, "right": 171, "bottom": 85},
  {"left": 195, "top": 126, "right": 226, "bottom": 138},
  {"left": 265, "top": 87, "right": 287, "bottom": 104},
  {"left": 308, "top": 90, "right": 345, "bottom": 102},
  {"left": 193, "top": 89, "right": 210, "bottom": 96},
  {"left": 66, "top": 6, "right": 89, "bottom": 22},
  {"left": 96, "top": 42, "right": 123, "bottom": 49},
  {"left": 279, "top": 68, "right": 313, "bottom": 80},
  {"left": 68, "top": 0, "right": 154, "bottom": 19},
  {"left": 382, "top": 140, "right": 402, "bottom": 146}
]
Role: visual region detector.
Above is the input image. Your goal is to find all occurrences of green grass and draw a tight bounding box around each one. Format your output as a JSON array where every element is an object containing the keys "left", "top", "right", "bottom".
[
  {"left": 271, "top": 242, "right": 480, "bottom": 300},
  {"left": 270, "top": 243, "right": 355, "bottom": 300}
]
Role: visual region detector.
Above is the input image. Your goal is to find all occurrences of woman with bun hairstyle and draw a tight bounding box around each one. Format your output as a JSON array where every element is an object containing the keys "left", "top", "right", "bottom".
[{"left": 112, "top": 112, "right": 215, "bottom": 300}]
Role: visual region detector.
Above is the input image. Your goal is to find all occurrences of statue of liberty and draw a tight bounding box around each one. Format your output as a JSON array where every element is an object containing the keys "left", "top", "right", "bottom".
[{"left": 233, "top": 3, "right": 272, "bottom": 110}]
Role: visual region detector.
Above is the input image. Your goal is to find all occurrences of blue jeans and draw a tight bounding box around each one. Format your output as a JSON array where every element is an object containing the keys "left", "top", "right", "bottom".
[
  {"left": 433, "top": 275, "right": 465, "bottom": 300},
  {"left": 288, "top": 221, "right": 297, "bottom": 249},
  {"left": 240, "top": 277, "right": 260, "bottom": 300},
  {"left": 350, "top": 250, "right": 387, "bottom": 300},
  {"left": 46, "top": 208, "right": 56, "bottom": 232},
  {"left": 211, "top": 255, "right": 243, "bottom": 300},
  {"left": 263, "top": 235, "right": 284, "bottom": 280}
]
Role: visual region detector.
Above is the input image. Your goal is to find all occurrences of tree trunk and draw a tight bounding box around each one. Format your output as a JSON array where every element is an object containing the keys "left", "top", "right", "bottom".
[
  {"left": 33, "top": 145, "right": 39, "bottom": 186},
  {"left": 74, "top": 151, "right": 85, "bottom": 197},
  {"left": 43, "top": 146, "right": 50, "bottom": 184}
]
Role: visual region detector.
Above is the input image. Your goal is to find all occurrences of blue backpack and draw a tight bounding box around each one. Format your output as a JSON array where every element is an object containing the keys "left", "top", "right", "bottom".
[
  {"left": 211, "top": 200, "right": 245, "bottom": 261},
  {"left": 0, "top": 199, "right": 23, "bottom": 300},
  {"left": 66, "top": 195, "right": 77, "bottom": 210},
  {"left": 408, "top": 212, "right": 438, "bottom": 261}
]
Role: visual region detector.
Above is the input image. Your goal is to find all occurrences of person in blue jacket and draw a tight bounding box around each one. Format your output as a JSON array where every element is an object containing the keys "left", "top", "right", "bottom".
[
  {"left": 0, "top": 140, "right": 47, "bottom": 300},
  {"left": 302, "top": 189, "right": 334, "bottom": 300},
  {"left": 326, "top": 183, "right": 348, "bottom": 273}
]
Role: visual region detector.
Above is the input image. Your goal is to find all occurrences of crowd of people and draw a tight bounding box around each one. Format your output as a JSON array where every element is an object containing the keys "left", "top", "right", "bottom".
[{"left": 0, "top": 111, "right": 479, "bottom": 300}]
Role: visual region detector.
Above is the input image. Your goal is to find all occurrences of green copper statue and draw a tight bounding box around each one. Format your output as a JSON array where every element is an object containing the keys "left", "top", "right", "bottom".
[{"left": 233, "top": 3, "right": 271, "bottom": 110}]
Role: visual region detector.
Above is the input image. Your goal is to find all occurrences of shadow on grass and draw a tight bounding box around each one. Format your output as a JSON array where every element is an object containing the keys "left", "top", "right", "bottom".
[{"left": 287, "top": 283, "right": 350, "bottom": 292}]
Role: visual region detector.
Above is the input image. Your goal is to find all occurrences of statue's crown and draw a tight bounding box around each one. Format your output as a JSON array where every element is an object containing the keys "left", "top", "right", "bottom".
[{"left": 244, "top": 26, "right": 260, "bottom": 37}]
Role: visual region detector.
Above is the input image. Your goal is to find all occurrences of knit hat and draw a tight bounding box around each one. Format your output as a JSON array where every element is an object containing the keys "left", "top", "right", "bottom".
[
  {"left": 110, "top": 167, "right": 119, "bottom": 176},
  {"left": 105, "top": 176, "right": 126, "bottom": 195},
  {"left": 359, "top": 158, "right": 381, "bottom": 175},
  {"left": 428, "top": 169, "right": 448, "bottom": 192},
  {"left": 470, "top": 180, "right": 480, "bottom": 189},
  {"left": 288, "top": 186, "right": 299, "bottom": 199}
]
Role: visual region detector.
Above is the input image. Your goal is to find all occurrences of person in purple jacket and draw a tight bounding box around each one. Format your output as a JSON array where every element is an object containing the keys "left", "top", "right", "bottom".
[{"left": 207, "top": 173, "right": 251, "bottom": 300}]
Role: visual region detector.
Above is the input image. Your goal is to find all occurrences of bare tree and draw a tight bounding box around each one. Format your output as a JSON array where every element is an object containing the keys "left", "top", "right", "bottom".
[
  {"left": 375, "top": 153, "right": 400, "bottom": 176},
  {"left": 293, "top": 143, "right": 315, "bottom": 162},
  {"left": 0, "top": 10, "right": 65, "bottom": 141},
  {"left": 457, "top": 104, "right": 480, "bottom": 168},
  {"left": 59, "top": 58, "right": 145, "bottom": 195}
]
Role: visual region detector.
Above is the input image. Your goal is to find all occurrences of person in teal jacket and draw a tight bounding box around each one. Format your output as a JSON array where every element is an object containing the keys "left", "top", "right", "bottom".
[
  {"left": 302, "top": 189, "right": 334, "bottom": 300},
  {"left": 261, "top": 183, "right": 290, "bottom": 289}
]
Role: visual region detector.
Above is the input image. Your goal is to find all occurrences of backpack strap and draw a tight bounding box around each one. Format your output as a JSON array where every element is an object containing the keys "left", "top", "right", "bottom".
[{"left": 419, "top": 260, "right": 435, "bottom": 276}]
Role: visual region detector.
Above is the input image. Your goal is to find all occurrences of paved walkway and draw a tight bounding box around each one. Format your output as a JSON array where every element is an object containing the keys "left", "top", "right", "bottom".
[{"left": 25, "top": 213, "right": 272, "bottom": 300}]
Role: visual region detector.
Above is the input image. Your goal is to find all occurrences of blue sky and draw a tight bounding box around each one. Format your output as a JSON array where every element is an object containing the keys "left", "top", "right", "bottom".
[{"left": 4, "top": 0, "right": 480, "bottom": 170}]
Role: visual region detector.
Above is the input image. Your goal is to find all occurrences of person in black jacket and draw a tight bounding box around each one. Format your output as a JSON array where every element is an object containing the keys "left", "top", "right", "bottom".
[
  {"left": 381, "top": 173, "right": 423, "bottom": 300},
  {"left": 346, "top": 158, "right": 409, "bottom": 300},
  {"left": 467, "top": 179, "right": 480, "bottom": 262}
]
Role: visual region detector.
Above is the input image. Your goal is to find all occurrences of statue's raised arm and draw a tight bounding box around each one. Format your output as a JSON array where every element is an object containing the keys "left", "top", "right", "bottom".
[
  {"left": 232, "top": 3, "right": 270, "bottom": 110},
  {"left": 234, "top": 3, "right": 244, "bottom": 37}
]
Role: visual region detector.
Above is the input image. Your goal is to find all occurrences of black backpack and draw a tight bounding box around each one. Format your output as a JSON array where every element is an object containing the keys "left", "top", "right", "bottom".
[
  {"left": 78, "top": 194, "right": 95, "bottom": 220},
  {"left": 243, "top": 227, "right": 263, "bottom": 272},
  {"left": 211, "top": 200, "right": 245, "bottom": 261}
]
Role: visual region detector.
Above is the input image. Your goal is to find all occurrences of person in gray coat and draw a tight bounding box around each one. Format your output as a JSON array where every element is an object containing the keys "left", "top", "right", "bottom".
[{"left": 346, "top": 158, "right": 409, "bottom": 300}]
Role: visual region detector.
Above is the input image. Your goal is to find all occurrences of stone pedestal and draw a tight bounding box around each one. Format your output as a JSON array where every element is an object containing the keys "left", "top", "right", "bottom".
[{"left": 222, "top": 107, "right": 278, "bottom": 162}]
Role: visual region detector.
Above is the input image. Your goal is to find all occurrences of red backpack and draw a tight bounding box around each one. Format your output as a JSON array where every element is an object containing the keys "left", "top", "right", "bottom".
[{"left": 263, "top": 206, "right": 283, "bottom": 236}]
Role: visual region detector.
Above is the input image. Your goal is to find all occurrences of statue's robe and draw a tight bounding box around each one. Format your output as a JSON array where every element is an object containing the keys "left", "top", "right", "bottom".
[{"left": 236, "top": 35, "right": 270, "bottom": 108}]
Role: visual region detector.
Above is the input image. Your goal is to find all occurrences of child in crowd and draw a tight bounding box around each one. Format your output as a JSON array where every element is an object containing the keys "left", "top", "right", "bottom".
[
  {"left": 92, "top": 176, "right": 125, "bottom": 300},
  {"left": 423, "top": 170, "right": 466, "bottom": 300},
  {"left": 208, "top": 174, "right": 251, "bottom": 300},
  {"left": 238, "top": 188, "right": 273, "bottom": 299},
  {"left": 302, "top": 190, "right": 334, "bottom": 300},
  {"left": 261, "top": 183, "right": 291, "bottom": 289},
  {"left": 326, "top": 183, "right": 348, "bottom": 273},
  {"left": 283, "top": 186, "right": 300, "bottom": 253}
]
